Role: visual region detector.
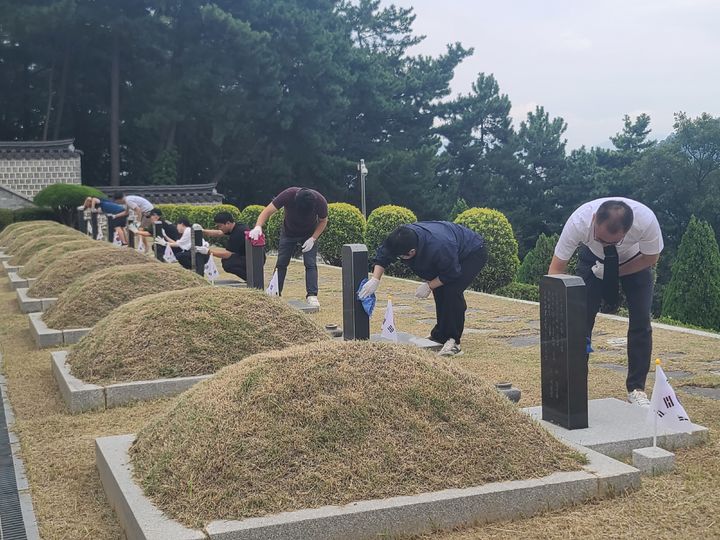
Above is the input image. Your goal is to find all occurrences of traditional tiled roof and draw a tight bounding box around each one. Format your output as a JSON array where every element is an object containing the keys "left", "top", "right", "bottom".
[
  {"left": 94, "top": 183, "right": 224, "bottom": 205},
  {"left": 0, "top": 139, "right": 82, "bottom": 159}
]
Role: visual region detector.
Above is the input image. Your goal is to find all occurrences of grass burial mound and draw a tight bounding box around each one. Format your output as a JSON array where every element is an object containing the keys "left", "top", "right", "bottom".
[
  {"left": 4, "top": 223, "right": 78, "bottom": 253},
  {"left": 43, "top": 264, "right": 208, "bottom": 329},
  {"left": 9, "top": 232, "right": 91, "bottom": 265},
  {"left": 130, "top": 341, "right": 584, "bottom": 528},
  {"left": 18, "top": 239, "right": 103, "bottom": 277},
  {"left": 66, "top": 287, "right": 330, "bottom": 385},
  {"left": 0, "top": 220, "right": 60, "bottom": 245},
  {"left": 27, "top": 246, "right": 153, "bottom": 298}
]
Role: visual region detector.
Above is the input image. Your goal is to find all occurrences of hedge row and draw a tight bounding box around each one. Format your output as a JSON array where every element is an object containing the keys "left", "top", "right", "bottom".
[{"left": 0, "top": 207, "right": 60, "bottom": 232}]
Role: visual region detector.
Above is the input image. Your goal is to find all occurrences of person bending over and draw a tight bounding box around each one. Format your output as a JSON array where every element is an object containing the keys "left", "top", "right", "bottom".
[
  {"left": 202, "top": 212, "right": 250, "bottom": 280},
  {"left": 83, "top": 196, "right": 128, "bottom": 245}
]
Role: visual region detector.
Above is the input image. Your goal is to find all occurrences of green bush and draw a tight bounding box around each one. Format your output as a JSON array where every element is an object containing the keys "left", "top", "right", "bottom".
[
  {"left": 454, "top": 207, "right": 520, "bottom": 292},
  {"left": 517, "top": 233, "right": 558, "bottom": 285},
  {"left": 238, "top": 205, "right": 264, "bottom": 229},
  {"left": 662, "top": 216, "right": 720, "bottom": 330},
  {"left": 448, "top": 197, "right": 469, "bottom": 221},
  {"left": 494, "top": 282, "right": 540, "bottom": 302},
  {"left": 318, "top": 203, "right": 366, "bottom": 266},
  {"left": 154, "top": 204, "right": 241, "bottom": 229},
  {"left": 0, "top": 209, "right": 13, "bottom": 232},
  {"left": 13, "top": 206, "right": 59, "bottom": 223},
  {"left": 265, "top": 208, "right": 285, "bottom": 251},
  {"left": 366, "top": 205, "right": 417, "bottom": 277},
  {"left": 34, "top": 183, "right": 104, "bottom": 224}
]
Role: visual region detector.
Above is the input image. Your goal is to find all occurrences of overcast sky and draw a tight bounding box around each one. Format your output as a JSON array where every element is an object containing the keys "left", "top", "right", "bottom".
[{"left": 380, "top": 0, "right": 720, "bottom": 149}]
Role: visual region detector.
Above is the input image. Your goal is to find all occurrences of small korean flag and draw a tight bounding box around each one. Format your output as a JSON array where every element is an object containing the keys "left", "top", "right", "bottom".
[
  {"left": 113, "top": 231, "right": 122, "bottom": 246},
  {"left": 266, "top": 269, "right": 279, "bottom": 296},
  {"left": 163, "top": 244, "right": 177, "bottom": 263},
  {"left": 381, "top": 297, "right": 399, "bottom": 342},
  {"left": 96, "top": 227, "right": 104, "bottom": 241},
  {"left": 204, "top": 255, "right": 219, "bottom": 284},
  {"left": 86, "top": 220, "right": 92, "bottom": 236},
  {"left": 648, "top": 362, "right": 692, "bottom": 433}
]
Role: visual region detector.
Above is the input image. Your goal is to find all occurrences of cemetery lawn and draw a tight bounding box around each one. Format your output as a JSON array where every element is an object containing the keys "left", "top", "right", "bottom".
[{"left": 0, "top": 258, "right": 718, "bottom": 538}]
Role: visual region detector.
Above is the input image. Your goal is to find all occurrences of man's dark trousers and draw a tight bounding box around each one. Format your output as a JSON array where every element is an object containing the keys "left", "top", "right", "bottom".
[
  {"left": 222, "top": 253, "right": 247, "bottom": 280},
  {"left": 429, "top": 246, "right": 488, "bottom": 345},
  {"left": 576, "top": 247, "right": 654, "bottom": 392},
  {"left": 275, "top": 233, "right": 318, "bottom": 296}
]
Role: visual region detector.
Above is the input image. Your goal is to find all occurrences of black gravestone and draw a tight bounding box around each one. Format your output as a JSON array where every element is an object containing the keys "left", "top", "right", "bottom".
[
  {"left": 540, "top": 274, "right": 588, "bottom": 429},
  {"left": 90, "top": 212, "right": 99, "bottom": 239},
  {"left": 245, "top": 237, "right": 265, "bottom": 290},
  {"left": 127, "top": 228, "right": 136, "bottom": 249},
  {"left": 75, "top": 207, "right": 86, "bottom": 232},
  {"left": 190, "top": 225, "right": 204, "bottom": 276},
  {"left": 152, "top": 223, "right": 164, "bottom": 261},
  {"left": 106, "top": 215, "right": 114, "bottom": 243},
  {"left": 342, "top": 244, "right": 370, "bottom": 340}
]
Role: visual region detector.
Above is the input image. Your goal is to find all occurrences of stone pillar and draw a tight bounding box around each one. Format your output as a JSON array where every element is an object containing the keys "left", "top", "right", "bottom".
[
  {"left": 245, "top": 236, "right": 265, "bottom": 289},
  {"left": 190, "top": 224, "right": 204, "bottom": 276},
  {"left": 342, "top": 244, "right": 370, "bottom": 340},
  {"left": 152, "top": 223, "right": 164, "bottom": 261},
  {"left": 540, "top": 274, "right": 588, "bottom": 430}
]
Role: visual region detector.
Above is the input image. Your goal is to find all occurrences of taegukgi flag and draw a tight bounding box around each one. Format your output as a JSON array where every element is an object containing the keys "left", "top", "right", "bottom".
[
  {"left": 381, "top": 297, "right": 398, "bottom": 342},
  {"left": 266, "top": 269, "right": 279, "bottom": 296},
  {"left": 647, "top": 364, "right": 692, "bottom": 433},
  {"left": 204, "top": 256, "right": 219, "bottom": 283},
  {"left": 163, "top": 244, "right": 177, "bottom": 263},
  {"left": 113, "top": 231, "right": 122, "bottom": 246}
]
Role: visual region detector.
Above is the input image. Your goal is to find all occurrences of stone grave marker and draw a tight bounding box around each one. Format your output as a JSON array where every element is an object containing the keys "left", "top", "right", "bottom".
[
  {"left": 190, "top": 224, "right": 204, "bottom": 276},
  {"left": 342, "top": 244, "right": 370, "bottom": 340},
  {"left": 245, "top": 236, "right": 264, "bottom": 290},
  {"left": 152, "top": 223, "right": 164, "bottom": 261},
  {"left": 540, "top": 274, "right": 588, "bottom": 429}
]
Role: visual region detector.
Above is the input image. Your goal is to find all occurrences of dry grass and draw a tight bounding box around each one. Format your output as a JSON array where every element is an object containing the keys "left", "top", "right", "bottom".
[
  {"left": 27, "top": 246, "right": 154, "bottom": 298},
  {"left": 0, "top": 220, "right": 60, "bottom": 245},
  {"left": 10, "top": 232, "right": 90, "bottom": 265},
  {"left": 66, "top": 286, "right": 330, "bottom": 385},
  {"left": 2, "top": 258, "right": 720, "bottom": 539},
  {"left": 19, "top": 239, "right": 107, "bottom": 278},
  {"left": 3, "top": 223, "right": 76, "bottom": 253},
  {"left": 43, "top": 264, "right": 209, "bottom": 330},
  {"left": 130, "top": 340, "right": 584, "bottom": 528}
]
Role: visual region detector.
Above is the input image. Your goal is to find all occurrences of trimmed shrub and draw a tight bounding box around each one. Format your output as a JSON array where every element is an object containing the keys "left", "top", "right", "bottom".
[
  {"left": 188, "top": 204, "right": 241, "bottom": 230},
  {"left": 517, "top": 233, "right": 559, "bottom": 285},
  {"left": 662, "top": 216, "right": 720, "bottom": 330},
  {"left": 454, "top": 208, "right": 520, "bottom": 292},
  {"left": 318, "top": 203, "right": 366, "bottom": 266},
  {"left": 495, "top": 282, "right": 540, "bottom": 302},
  {"left": 155, "top": 204, "right": 195, "bottom": 224},
  {"left": 0, "top": 209, "right": 13, "bottom": 232},
  {"left": 238, "top": 205, "right": 264, "bottom": 230},
  {"left": 13, "top": 206, "right": 59, "bottom": 223},
  {"left": 366, "top": 205, "right": 417, "bottom": 277},
  {"left": 34, "top": 183, "right": 104, "bottom": 224},
  {"left": 265, "top": 208, "right": 285, "bottom": 251}
]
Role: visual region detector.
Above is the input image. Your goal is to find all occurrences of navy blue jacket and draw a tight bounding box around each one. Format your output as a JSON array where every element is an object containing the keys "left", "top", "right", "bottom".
[{"left": 374, "top": 221, "right": 485, "bottom": 284}]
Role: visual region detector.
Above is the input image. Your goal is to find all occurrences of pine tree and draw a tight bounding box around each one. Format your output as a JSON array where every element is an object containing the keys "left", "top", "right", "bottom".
[{"left": 517, "top": 233, "right": 559, "bottom": 285}]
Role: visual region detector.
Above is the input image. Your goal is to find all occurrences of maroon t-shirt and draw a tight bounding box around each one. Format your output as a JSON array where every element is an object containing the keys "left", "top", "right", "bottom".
[{"left": 272, "top": 187, "right": 328, "bottom": 238}]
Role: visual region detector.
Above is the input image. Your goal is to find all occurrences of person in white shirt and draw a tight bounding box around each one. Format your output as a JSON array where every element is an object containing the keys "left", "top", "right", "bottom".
[
  {"left": 548, "top": 198, "right": 664, "bottom": 408},
  {"left": 113, "top": 192, "right": 154, "bottom": 229}
]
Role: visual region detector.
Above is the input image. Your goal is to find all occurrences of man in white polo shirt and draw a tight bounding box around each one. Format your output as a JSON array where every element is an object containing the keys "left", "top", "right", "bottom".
[
  {"left": 113, "top": 192, "right": 154, "bottom": 230},
  {"left": 548, "top": 198, "right": 664, "bottom": 407}
]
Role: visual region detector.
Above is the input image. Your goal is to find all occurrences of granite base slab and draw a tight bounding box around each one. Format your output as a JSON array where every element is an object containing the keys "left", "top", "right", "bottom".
[
  {"left": 288, "top": 299, "right": 320, "bottom": 314},
  {"left": 96, "top": 434, "right": 639, "bottom": 540},
  {"left": 371, "top": 332, "right": 442, "bottom": 352},
  {"left": 0, "top": 252, "right": 10, "bottom": 262},
  {"left": 7, "top": 271, "right": 35, "bottom": 290},
  {"left": 28, "top": 314, "right": 90, "bottom": 348},
  {"left": 16, "top": 288, "right": 56, "bottom": 314},
  {"left": 2, "top": 260, "right": 22, "bottom": 275},
  {"left": 632, "top": 446, "right": 675, "bottom": 475},
  {"left": 524, "top": 398, "right": 709, "bottom": 460},
  {"left": 213, "top": 279, "right": 246, "bottom": 288},
  {"left": 51, "top": 351, "right": 212, "bottom": 413}
]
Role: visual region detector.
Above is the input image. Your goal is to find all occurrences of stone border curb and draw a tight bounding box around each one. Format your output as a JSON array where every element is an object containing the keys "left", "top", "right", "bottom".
[
  {"left": 16, "top": 287, "right": 56, "bottom": 314},
  {"left": 0, "top": 251, "right": 10, "bottom": 262},
  {"left": 7, "top": 271, "right": 35, "bottom": 290},
  {"left": 27, "top": 313, "right": 89, "bottom": 349},
  {"left": 0, "top": 354, "right": 42, "bottom": 540},
  {"left": 51, "top": 351, "right": 212, "bottom": 413},
  {"left": 287, "top": 299, "right": 319, "bottom": 314},
  {"left": 2, "top": 260, "right": 22, "bottom": 276},
  {"left": 96, "top": 434, "right": 639, "bottom": 540}
]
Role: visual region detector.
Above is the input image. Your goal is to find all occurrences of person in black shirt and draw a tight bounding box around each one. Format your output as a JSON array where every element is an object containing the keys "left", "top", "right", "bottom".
[{"left": 203, "top": 212, "right": 250, "bottom": 280}]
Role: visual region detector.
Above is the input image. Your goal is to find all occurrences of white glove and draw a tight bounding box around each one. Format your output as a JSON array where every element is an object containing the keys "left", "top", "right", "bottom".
[
  {"left": 196, "top": 246, "right": 209, "bottom": 255},
  {"left": 154, "top": 236, "right": 167, "bottom": 247},
  {"left": 127, "top": 223, "right": 139, "bottom": 234},
  {"left": 357, "top": 277, "right": 380, "bottom": 299},
  {"left": 107, "top": 213, "right": 116, "bottom": 219},
  {"left": 249, "top": 226, "right": 262, "bottom": 241},
  {"left": 592, "top": 262, "right": 604, "bottom": 280},
  {"left": 302, "top": 237, "right": 316, "bottom": 253},
  {"left": 415, "top": 282, "right": 432, "bottom": 299}
]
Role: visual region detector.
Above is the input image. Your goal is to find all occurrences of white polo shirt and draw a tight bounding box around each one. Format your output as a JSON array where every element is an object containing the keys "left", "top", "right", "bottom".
[
  {"left": 555, "top": 197, "right": 664, "bottom": 264},
  {"left": 125, "top": 195, "right": 154, "bottom": 214}
]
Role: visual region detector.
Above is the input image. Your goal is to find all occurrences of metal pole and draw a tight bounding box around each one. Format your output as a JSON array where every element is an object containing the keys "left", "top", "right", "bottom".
[{"left": 359, "top": 159, "right": 368, "bottom": 219}]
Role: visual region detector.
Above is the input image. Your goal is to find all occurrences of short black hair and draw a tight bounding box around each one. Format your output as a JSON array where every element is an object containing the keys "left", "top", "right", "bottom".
[
  {"left": 294, "top": 188, "right": 316, "bottom": 214},
  {"left": 596, "top": 200, "right": 634, "bottom": 234},
  {"left": 149, "top": 208, "right": 163, "bottom": 217},
  {"left": 385, "top": 226, "right": 418, "bottom": 257},
  {"left": 112, "top": 191, "right": 125, "bottom": 200},
  {"left": 176, "top": 217, "right": 191, "bottom": 227},
  {"left": 213, "top": 211, "right": 235, "bottom": 224}
]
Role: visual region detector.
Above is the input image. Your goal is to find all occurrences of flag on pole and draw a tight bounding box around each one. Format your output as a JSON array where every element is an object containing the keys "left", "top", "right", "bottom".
[
  {"left": 137, "top": 239, "right": 146, "bottom": 253},
  {"left": 266, "top": 269, "right": 279, "bottom": 296},
  {"left": 96, "top": 227, "right": 104, "bottom": 241},
  {"left": 86, "top": 220, "right": 92, "bottom": 236},
  {"left": 163, "top": 244, "right": 177, "bottom": 263},
  {"left": 647, "top": 363, "right": 692, "bottom": 433},
  {"left": 204, "top": 255, "right": 219, "bottom": 284},
  {"left": 113, "top": 231, "right": 122, "bottom": 246},
  {"left": 381, "top": 297, "right": 398, "bottom": 342}
]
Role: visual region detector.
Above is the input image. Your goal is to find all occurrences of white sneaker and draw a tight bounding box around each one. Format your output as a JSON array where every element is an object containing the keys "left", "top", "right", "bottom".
[
  {"left": 627, "top": 389, "right": 650, "bottom": 408},
  {"left": 306, "top": 296, "right": 320, "bottom": 308},
  {"left": 438, "top": 338, "right": 463, "bottom": 357}
]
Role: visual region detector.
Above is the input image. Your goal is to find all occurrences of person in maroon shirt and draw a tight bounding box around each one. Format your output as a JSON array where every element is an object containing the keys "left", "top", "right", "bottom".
[{"left": 250, "top": 187, "right": 328, "bottom": 307}]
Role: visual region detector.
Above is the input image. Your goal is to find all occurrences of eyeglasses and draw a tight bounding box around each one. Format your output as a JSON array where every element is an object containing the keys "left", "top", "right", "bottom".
[{"left": 593, "top": 223, "right": 625, "bottom": 247}]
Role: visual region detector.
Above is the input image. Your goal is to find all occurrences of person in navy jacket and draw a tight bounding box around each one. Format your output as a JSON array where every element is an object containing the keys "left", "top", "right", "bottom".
[{"left": 358, "top": 221, "right": 487, "bottom": 356}]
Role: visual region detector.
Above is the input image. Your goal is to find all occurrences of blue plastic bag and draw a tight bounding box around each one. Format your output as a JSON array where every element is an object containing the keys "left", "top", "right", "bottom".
[
  {"left": 586, "top": 336, "right": 594, "bottom": 354},
  {"left": 357, "top": 278, "right": 376, "bottom": 317}
]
